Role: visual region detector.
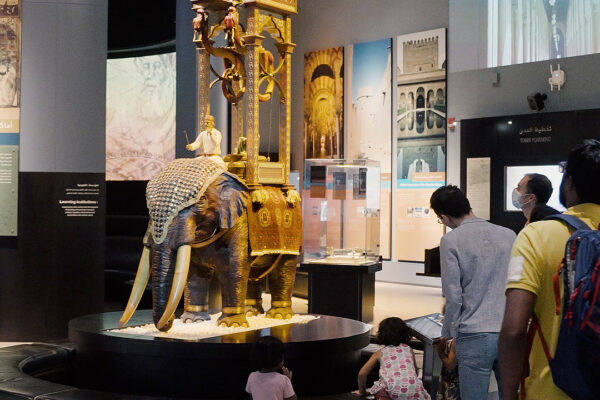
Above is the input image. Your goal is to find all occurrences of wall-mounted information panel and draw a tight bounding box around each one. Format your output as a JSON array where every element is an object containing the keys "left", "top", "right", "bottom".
[{"left": 0, "top": 0, "right": 21, "bottom": 236}]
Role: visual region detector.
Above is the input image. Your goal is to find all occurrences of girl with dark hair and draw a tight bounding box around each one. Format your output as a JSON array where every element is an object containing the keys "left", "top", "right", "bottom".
[
  {"left": 246, "top": 336, "right": 296, "bottom": 400},
  {"left": 353, "top": 317, "right": 430, "bottom": 399}
]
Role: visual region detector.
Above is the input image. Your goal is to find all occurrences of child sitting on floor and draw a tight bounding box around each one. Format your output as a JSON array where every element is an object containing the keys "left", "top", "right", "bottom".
[
  {"left": 246, "top": 335, "right": 297, "bottom": 400},
  {"left": 353, "top": 317, "right": 430, "bottom": 400}
]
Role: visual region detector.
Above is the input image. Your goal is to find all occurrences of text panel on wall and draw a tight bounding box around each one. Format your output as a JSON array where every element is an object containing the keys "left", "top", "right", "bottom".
[{"left": 0, "top": 0, "right": 21, "bottom": 236}]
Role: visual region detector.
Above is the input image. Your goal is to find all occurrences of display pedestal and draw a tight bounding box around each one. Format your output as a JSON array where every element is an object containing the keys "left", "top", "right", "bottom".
[
  {"left": 67, "top": 311, "right": 370, "bottom": 398},
  {"left": 299, "top": 262, "right": 382, "bottom": 322}
]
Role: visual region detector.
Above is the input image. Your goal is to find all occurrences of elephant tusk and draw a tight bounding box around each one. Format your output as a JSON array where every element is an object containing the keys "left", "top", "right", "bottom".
[
  {"left": 119, "top": 247, "right": 150, "bottom": 328},
  {"left": 156, "top": 245, "right": 191, "bottom": 331}
]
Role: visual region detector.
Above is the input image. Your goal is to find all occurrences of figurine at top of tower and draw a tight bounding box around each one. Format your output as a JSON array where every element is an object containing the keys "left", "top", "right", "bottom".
[
  {"left": 223, "top": 6, "right": 240, "bottom": 47},
  {"left": 192, "top": 5, "right": 208, "bottom": 42}
]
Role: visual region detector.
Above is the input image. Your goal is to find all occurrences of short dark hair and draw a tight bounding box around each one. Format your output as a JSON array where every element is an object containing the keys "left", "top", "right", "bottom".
[
  {"left": 566, "top": 139, "right": 600, "bottom": 204},
  {"left": 252, "top": 336, "right": 285, "bottom": 370},
  {"left": 525, "top": 173, "right": 553, "bottom": 204},
  {"left": 375, "top": 317, "right": 412, "bottom": 346},
  {"left": 430, "top": 185, "right": 471, "bottom": 218}
]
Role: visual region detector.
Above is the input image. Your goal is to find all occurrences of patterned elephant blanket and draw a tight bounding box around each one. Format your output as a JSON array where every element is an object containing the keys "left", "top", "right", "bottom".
[
  {"left": 146, "top": 157, "right": 238, "bottom": 244},
  {"left": 247, "top": 186, "right": 302, "bottom": 256}
]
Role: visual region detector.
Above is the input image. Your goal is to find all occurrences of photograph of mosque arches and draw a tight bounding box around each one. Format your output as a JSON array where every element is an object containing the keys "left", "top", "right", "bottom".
[
  {"left": 396, "top": 28, "right": 446, "bottom": 140},
  {"left": 304, "top": 47, "right": 344, "bottom": 159},
  {"left": 395, "top": 28, "right": 446, "bottom": 262}
]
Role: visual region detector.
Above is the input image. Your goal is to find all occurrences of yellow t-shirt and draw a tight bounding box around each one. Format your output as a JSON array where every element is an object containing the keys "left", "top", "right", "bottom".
[{"left": 506, "top": 203, "right": 600, "bottom": 400}]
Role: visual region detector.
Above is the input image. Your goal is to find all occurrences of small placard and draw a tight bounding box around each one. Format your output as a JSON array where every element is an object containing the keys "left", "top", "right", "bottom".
[{"left": 0, "top": 145, "right": 18, "bottom": 235}]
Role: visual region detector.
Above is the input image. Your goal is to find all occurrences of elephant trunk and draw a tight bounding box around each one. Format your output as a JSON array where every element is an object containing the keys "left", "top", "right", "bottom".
[{"left": 152, "top": 244, "right": 191, "bottom": 331}]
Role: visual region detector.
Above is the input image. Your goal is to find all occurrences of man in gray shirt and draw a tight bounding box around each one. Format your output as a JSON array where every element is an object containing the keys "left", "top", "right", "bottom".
[{"left": 430, "top": 185, "right": 515, "bottom": 400}]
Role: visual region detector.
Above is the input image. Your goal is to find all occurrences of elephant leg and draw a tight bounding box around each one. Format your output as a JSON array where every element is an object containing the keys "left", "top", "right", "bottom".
[
  {"left": 245, "top": 278, "right": 265, "bottom": 316},
  {"left": 181, "top": 266, "right": 213, "bottom": 323},
  {"left": 216, "top": 257, "right": 250, "bottom": 328},
  {"left": 266, "top": 255, "right": 297, "bottom": 319}
]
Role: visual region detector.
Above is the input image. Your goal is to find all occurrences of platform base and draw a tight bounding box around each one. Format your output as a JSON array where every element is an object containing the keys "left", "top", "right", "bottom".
[{"left": 67, "top": 311, "right": 370, "bottom": 398}]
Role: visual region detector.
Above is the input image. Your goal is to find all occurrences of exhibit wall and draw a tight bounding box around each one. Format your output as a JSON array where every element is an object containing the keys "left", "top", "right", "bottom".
[
  {"left": 448, "top": 1, "right": 600, "bottom": 190},
  {"left": 292, "top": 0, "right": 449, "bottom": 285},
  {"left": 0, "top": 0, "right": 107, "bottom": 340},
  {"left": 294, "top": 0, "right": 600, "bottom": 286}
]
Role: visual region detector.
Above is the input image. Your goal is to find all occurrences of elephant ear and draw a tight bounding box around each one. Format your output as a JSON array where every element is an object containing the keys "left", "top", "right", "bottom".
[{"left": 216, "top": 173, "right": 249, "bottom": 229}]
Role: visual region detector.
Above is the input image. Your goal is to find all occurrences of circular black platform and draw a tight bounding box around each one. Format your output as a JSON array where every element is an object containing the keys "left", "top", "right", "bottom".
[{"left": 68, "top": 311, "right": 370, "bottom": 398}]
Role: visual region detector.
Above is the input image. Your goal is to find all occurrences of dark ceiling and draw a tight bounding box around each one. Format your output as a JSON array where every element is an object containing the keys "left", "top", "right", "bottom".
[{"left": 108, "top": 1, "right": 176, "bottom": 55}]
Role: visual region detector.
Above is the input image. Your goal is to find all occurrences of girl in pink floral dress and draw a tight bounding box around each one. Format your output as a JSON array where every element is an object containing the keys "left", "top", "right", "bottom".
[{"left": 354, "top": 317, "right": 430, "bottom": 400}]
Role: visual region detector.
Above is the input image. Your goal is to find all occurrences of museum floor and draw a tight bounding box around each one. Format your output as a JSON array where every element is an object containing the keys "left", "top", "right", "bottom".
[{"left": 0, "top": 282, "right": 502, "bottom": 399}]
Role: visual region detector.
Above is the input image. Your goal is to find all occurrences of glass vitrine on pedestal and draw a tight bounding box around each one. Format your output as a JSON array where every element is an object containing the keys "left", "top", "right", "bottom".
[
  {"left": 299, "top": 159, "right": 382, "bottom": 322},
  {"left": 302, "top": 159, "right": 381, "bottom": 265}
]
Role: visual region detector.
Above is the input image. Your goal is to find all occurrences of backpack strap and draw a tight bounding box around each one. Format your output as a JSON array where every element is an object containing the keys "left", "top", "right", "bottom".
[
  {"left": 545, "top": 214, "right": 592, "bottom": 315},
  {"left": 520, "top": 314, "right": 553, "bottom": 400},
  {"left": 553, "top": 260, "right": 563, "bottom": 315},
  {"left": 544, "top": 214, "right": 592, "bottom": 231}
]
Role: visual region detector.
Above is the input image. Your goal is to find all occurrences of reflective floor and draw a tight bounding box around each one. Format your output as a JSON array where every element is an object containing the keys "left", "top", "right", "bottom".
[{"left": 1, "top": 282, "right": 500, "bottom": 399}]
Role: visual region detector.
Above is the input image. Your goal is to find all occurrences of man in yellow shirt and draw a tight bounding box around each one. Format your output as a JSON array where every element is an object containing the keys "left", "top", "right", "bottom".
[{"left": 499, "top": 139, "right": 600, "bottom": 399}]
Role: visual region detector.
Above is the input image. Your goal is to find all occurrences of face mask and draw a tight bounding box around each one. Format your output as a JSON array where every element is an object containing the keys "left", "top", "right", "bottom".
[{"left": 511, "top": 188, "right": 532, "bottom": 209}]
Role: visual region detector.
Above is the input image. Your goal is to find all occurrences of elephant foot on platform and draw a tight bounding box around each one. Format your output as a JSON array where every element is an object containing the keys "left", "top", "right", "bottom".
[
  {"left": 245, "top": 299, "right": 264, "bottom": 316},
  {"left": 266, "top": 306, "right": 293, "bottom": 320},
  {"left": 218, "top": 312, "right": 249, "bottom": 328},
  {"left": 180, "top": 310, "right": 211, "bottom": 323}
]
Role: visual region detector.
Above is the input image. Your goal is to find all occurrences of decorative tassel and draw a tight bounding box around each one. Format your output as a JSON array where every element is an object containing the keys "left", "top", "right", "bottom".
[
  {"left": 285, "top": 189, "right": 301, "bottom": 207},
  {"left": 251, "top": 189, "right": 269, "bottom": 205}
]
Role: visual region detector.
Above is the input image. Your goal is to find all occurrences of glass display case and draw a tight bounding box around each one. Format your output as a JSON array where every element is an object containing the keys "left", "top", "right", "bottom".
[{"left": 302, "top": 159, "right": 381, "bottom": 265}]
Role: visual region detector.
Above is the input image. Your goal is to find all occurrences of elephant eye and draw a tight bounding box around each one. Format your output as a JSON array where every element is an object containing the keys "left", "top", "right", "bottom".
[{"left": 197, "top": 195, "right": 208, "bottom": 212}]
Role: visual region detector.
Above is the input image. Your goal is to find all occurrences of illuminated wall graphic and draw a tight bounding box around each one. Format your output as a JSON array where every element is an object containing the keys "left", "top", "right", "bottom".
[
  {"left": 348, "top": 38, "right": 392, "bottom": 258},
  {"left": 488, "top": 0, "right": 600, "bottom": 67},
  {"left": 106, "top": 53, "right": 176, "bottom": 181},
  {"left": 304, "top": 47, "right": 344, "bottom": 159},
  {"left": 395, "top": 28, "right": 446, "bottom": 262}
]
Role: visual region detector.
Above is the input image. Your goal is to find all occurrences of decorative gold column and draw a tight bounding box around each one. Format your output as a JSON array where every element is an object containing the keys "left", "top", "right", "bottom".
[
  {"left": 191, "top": 0, "right": 211, "bottom": 136},
  {"left": 231, "top": 100, "right": 244, "bottom": 151},
  {"left": 243, "top": 7, "right": 264, "bottom": 187},
  {"left": 276, "top": 16, "right": 294, "bottom": 186},
  {"left": 196, "top": 47, "right": 211, "bottom": 135}
]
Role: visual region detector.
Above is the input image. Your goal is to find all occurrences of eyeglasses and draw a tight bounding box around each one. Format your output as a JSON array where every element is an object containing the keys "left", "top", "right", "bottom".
[{"left": 558, "top": 161, "right": 567, "bottom": 173}]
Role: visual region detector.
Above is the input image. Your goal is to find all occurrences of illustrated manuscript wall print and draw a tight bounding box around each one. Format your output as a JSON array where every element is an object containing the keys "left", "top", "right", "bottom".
[
  {"left": 106, "top": 53, "right": 176, "bottom": 181},
  {"left": 304, "top": 47, "right": 344, "bottom": 159}
]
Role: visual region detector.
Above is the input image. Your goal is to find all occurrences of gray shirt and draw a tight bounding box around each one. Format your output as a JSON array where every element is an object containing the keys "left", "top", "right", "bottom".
[{"left": 440, "top": 218, "right": 516, "bottom": 338}]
